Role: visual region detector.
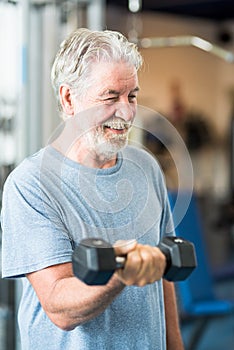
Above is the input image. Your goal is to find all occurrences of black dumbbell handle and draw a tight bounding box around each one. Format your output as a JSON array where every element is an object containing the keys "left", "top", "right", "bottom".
[
  {"left": 78, "top": 237, "right": 173, "bottom": 272},
  {"left": 115, "top": 256, "right": 126, "bottom": 268},
  {"left": 112, "top": 246, "right": 169, "bottom": 270},
  {"left": 72, "top": 236, "right": 197, "bottom": 284}
]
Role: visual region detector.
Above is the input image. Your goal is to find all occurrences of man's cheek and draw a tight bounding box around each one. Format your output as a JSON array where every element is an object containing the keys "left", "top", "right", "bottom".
[{"left": 75, "top": 105, "right": 116, "bottom": 133}]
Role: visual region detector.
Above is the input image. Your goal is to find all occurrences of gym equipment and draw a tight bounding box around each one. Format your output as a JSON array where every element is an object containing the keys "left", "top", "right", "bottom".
[{"left": 72, "top": 236, "right": 197, "bottom": 285}]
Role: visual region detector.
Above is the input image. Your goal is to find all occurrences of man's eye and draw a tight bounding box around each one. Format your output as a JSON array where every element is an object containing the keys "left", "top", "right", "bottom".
[
  {"left": 104, "top": 97, "right": 118, "bottom": 103},
  {"left": 107, "top": 97, "right": 118, "bottom": 100},
  {"left": 128, "top": 95, "right": 137, "bottom": 102}
]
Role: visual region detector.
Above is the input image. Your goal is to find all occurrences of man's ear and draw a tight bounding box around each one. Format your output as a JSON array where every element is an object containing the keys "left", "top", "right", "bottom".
[{"left": 59, "top": 84, "right": 75, "bottom": 115}]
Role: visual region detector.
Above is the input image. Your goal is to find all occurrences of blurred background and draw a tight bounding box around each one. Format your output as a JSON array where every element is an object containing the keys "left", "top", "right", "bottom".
[{"left": 0, "top": 0, "right": 234, "bottom": 349}]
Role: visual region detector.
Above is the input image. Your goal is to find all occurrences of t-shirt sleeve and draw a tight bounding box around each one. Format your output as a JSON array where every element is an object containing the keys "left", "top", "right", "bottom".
[
  {"left": 160, "top": 190, "right": 175, "bottom": 237},
  {"left": 149, "top": 151, "right": 175, "bottom": 238},
  {"left": 1, "top": 165, "right": 73, "bottom": 279},
  {"left": 135, "top": 147, "right": 175, "bottom": 238}
]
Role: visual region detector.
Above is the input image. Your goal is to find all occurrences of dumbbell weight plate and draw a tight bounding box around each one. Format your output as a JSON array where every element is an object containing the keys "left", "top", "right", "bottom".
[
  {"left": 158, "top": 236, "right": 197, "bottom": 281},
  {"left": 72, "top": 238, "right": 118, "bottom": 285}
]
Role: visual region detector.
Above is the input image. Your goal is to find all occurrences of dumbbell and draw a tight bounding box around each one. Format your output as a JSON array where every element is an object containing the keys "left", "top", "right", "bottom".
[{"left": 72, "top": 236, "right": 197, "bottom": 285}]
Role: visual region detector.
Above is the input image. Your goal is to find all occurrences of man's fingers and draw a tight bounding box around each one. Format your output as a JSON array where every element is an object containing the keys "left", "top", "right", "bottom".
[
  {"left": 113, "top": 239, "right": 137, "bottom": 256},
  {"left": 114, "top": 244, "right": 166, "bottom": 287}
]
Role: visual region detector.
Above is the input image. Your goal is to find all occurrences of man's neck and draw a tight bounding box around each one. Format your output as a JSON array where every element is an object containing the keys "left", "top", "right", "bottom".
[
  {"left": 52, "top": 137, "right": 117, "bottom": 169},
  {"left": 66, "top": 144, "right": 117, "bottom": 169}
]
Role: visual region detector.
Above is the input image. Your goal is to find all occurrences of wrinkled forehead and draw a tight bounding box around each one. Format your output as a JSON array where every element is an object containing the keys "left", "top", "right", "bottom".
[{"left": 86, "top": 60, "right": 138, "bottom": 88}]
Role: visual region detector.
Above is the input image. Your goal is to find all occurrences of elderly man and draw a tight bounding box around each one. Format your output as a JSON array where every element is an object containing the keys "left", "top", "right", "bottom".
[{"left": 1, "top": 28, "right": 184, "bottom": 349}]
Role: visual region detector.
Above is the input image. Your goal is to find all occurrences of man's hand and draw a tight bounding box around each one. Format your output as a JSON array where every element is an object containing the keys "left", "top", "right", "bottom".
[{"left": 114, "top": 240, "right": 166, "bottom": 286}]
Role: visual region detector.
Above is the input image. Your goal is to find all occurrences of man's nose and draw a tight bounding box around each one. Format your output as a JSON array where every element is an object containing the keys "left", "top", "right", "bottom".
[{"left": 114, "top": 103, "right": 135, "bottom": 122}]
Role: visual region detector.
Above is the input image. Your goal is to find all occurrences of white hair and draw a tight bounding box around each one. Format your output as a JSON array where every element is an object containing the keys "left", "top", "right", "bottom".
[{"left": 51, "top": 28, "right": 143, "bottom": 113}]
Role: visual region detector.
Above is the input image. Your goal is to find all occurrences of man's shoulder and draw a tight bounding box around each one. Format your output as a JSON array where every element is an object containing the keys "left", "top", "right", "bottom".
[
  {"left": 4, "top": 147, "right": 47, "bottom": 188},
  {"left": 123, "top": 145, "right": 160, "bottom": 167}
]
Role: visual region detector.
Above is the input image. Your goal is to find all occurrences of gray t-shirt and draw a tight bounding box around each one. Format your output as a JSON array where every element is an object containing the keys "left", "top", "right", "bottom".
[{"left": 1, "top": 145, "right": 174, "bottom": 350}]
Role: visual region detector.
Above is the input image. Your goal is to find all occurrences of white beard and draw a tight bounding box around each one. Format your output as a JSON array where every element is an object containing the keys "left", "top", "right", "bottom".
[{"left": 84, "top": 125, "right": 129, "bottom": 161}]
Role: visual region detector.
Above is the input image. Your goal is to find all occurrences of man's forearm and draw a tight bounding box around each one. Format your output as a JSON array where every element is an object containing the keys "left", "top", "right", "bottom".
[
  {"left": 163, "top": 280, "right": 184, "bottom": 350},
  {"left": 27, "top": 263, "right": 125, "bottom": 331},
  {"left": 44, "top": 275, "right": 125, "bottom": 330}
]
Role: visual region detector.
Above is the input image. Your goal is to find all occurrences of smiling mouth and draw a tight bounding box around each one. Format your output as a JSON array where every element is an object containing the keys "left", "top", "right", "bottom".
[{"left": 102, "top": 121, "right": 131, "bottom": 133}]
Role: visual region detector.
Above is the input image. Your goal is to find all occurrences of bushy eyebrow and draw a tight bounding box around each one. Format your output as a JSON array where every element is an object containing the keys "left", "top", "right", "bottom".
[
  {"left": 130, "top": 87, "right": 140, "bottom": 94},
  {"left": 101, "top": 87, "right": 140, "bottom": 96}
]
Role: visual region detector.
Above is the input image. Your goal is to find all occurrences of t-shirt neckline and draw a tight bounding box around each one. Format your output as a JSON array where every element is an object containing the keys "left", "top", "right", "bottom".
[{"left": 46, "top": 145, "right": 123, "bottom": 176}]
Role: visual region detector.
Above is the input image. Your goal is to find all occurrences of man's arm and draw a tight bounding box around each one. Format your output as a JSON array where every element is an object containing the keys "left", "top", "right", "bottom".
[
  {"left": 27, "top": 262, "right": 125, "bottom": 331},
  {"left": 163, "top": 280, "right": 184, "bottom": 350},
  {"left": 27, "top": 240, "right": 166, "bottom": 331}
]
